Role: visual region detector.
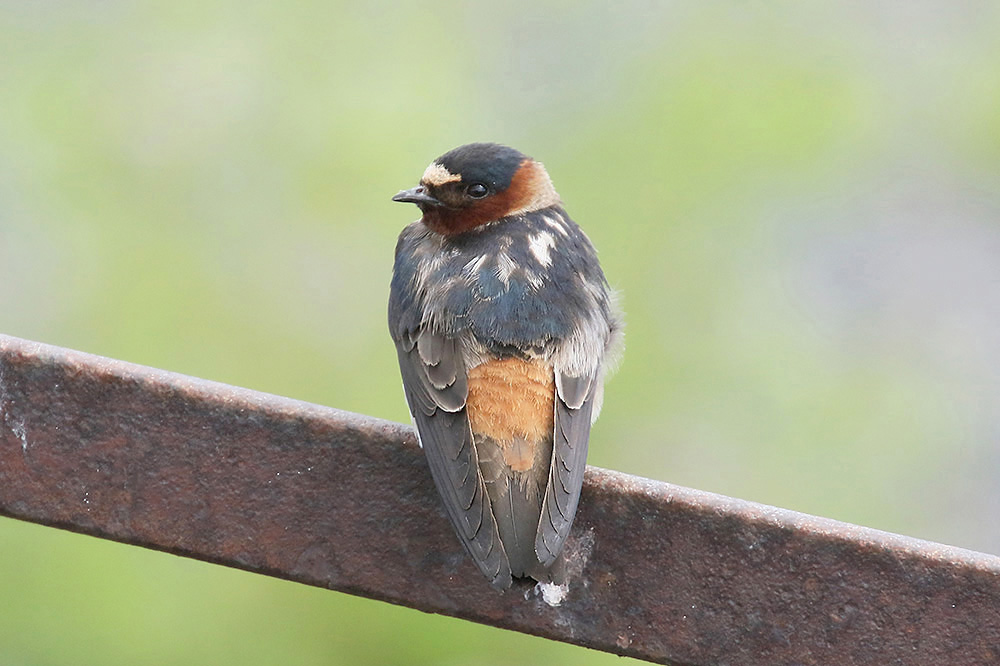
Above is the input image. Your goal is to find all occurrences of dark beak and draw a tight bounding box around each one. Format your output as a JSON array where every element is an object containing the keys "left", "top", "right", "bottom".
[{"left": 392, "top": 185, "right": 442, "bottom": 207}]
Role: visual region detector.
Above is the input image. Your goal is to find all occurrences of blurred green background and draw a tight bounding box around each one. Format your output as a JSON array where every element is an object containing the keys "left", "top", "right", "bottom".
[{"left": 3, "top": 2, "right": 1000, "bottom": 664}]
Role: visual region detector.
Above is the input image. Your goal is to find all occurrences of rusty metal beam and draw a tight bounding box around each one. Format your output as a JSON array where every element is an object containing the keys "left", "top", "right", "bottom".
[{"left": 1, "top": 333, "right": 999, "bottom": 664}]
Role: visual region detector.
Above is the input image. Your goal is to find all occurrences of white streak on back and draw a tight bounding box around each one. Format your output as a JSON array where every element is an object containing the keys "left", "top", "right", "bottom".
[
  {"left": 528, "top": 231, "right": 556, "bottom": 268},
  {"left": 495, "top": 252, "right": 517, "bottom": 286},
  {"left": 462, "top": 254, "right": 489, "bottom": 283},
  {"left": 543, "top": 214, "right": 570, "bottom": 237}
]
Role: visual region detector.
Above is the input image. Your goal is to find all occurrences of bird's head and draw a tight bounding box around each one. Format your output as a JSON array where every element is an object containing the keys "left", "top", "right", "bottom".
[{"left": 392, "top": 143, "right": 560, "bottom": 235}]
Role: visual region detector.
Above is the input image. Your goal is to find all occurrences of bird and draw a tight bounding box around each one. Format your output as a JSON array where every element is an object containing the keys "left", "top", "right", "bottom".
[{"left": 388, "top": 143, "right": 623, "bottom": 589}]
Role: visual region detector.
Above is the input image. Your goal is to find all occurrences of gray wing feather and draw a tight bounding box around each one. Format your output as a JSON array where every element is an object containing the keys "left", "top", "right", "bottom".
[
  {"left": 398, "top": 331, "right": 466, "bottom": 413},
  {"left": 535, "top": 369, "right": 598, "bottom": 566},
  {"left": 394, "top": 332, "right": 512, "bottom": 588},
  {"left": 554, "top": 371, "right": 593, "bottom": 410}
]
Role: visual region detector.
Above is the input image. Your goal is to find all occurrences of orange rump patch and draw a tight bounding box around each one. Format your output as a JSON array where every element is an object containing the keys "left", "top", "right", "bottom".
[{"left": 466, "top": 358, "right": 555, "bottom": 471}]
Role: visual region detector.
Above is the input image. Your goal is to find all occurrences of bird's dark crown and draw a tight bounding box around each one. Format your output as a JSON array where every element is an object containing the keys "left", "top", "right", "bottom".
[
  {"left": 393, "top": 143, "right": 560, "bottom": 236},
  {"left": 435, "top": 143, "right": 528, "bottom": 193}
]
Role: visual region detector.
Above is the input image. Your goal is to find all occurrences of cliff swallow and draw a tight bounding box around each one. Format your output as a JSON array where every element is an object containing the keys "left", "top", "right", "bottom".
[{"left": 388, "top": 143, "right": 623, "bottom": 589}]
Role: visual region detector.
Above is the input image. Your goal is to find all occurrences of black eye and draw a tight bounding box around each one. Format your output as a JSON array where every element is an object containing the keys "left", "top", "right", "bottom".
[{"left": 466, "top": 183, "right": 488, "bottom": 199}]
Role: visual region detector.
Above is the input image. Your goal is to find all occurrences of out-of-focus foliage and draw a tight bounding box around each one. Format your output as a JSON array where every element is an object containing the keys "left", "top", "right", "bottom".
[{"left": 2, "top": 2, "right": 1000, "bottom": 664}]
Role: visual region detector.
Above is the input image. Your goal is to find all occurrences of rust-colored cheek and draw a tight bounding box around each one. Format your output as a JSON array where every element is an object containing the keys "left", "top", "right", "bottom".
[
  {"left": 466, "top": 358, "right": 555, "bottom": 471},
  {"left": 421, "top": 159, "right": 536, "bottom": 235}
]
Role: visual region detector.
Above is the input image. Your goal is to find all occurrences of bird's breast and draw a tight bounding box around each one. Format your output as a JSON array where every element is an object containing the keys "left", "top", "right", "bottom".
[{"left": 465, "top": 357, "right": 554, "bottom": 472}]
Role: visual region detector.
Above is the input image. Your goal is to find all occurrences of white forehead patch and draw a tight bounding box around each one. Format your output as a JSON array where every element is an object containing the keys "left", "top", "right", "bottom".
[
  {"left": 421, "top": 162, "right": 461, "bottom": 186},
  {"left": 528, "top": 231, "right": 556, "bottom": 267}
]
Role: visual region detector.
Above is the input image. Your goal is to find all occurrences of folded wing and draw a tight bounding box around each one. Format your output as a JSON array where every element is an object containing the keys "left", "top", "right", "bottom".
[
  {"left": 535, "top": 369, "right": 598, "bottom": 566},
  {"left": 394, "top": 328, "right": 512, "bottom": 588}
]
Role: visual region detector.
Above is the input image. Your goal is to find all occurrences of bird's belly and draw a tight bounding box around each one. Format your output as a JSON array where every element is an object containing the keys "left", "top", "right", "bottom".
[{"left": 465, "top": 357, "right": 554, "bottom": 471}]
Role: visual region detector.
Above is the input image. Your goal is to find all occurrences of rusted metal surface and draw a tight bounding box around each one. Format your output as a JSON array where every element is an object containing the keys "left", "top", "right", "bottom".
[{"left": 1, "top": 333, "right": 999, "bottom": 665}]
